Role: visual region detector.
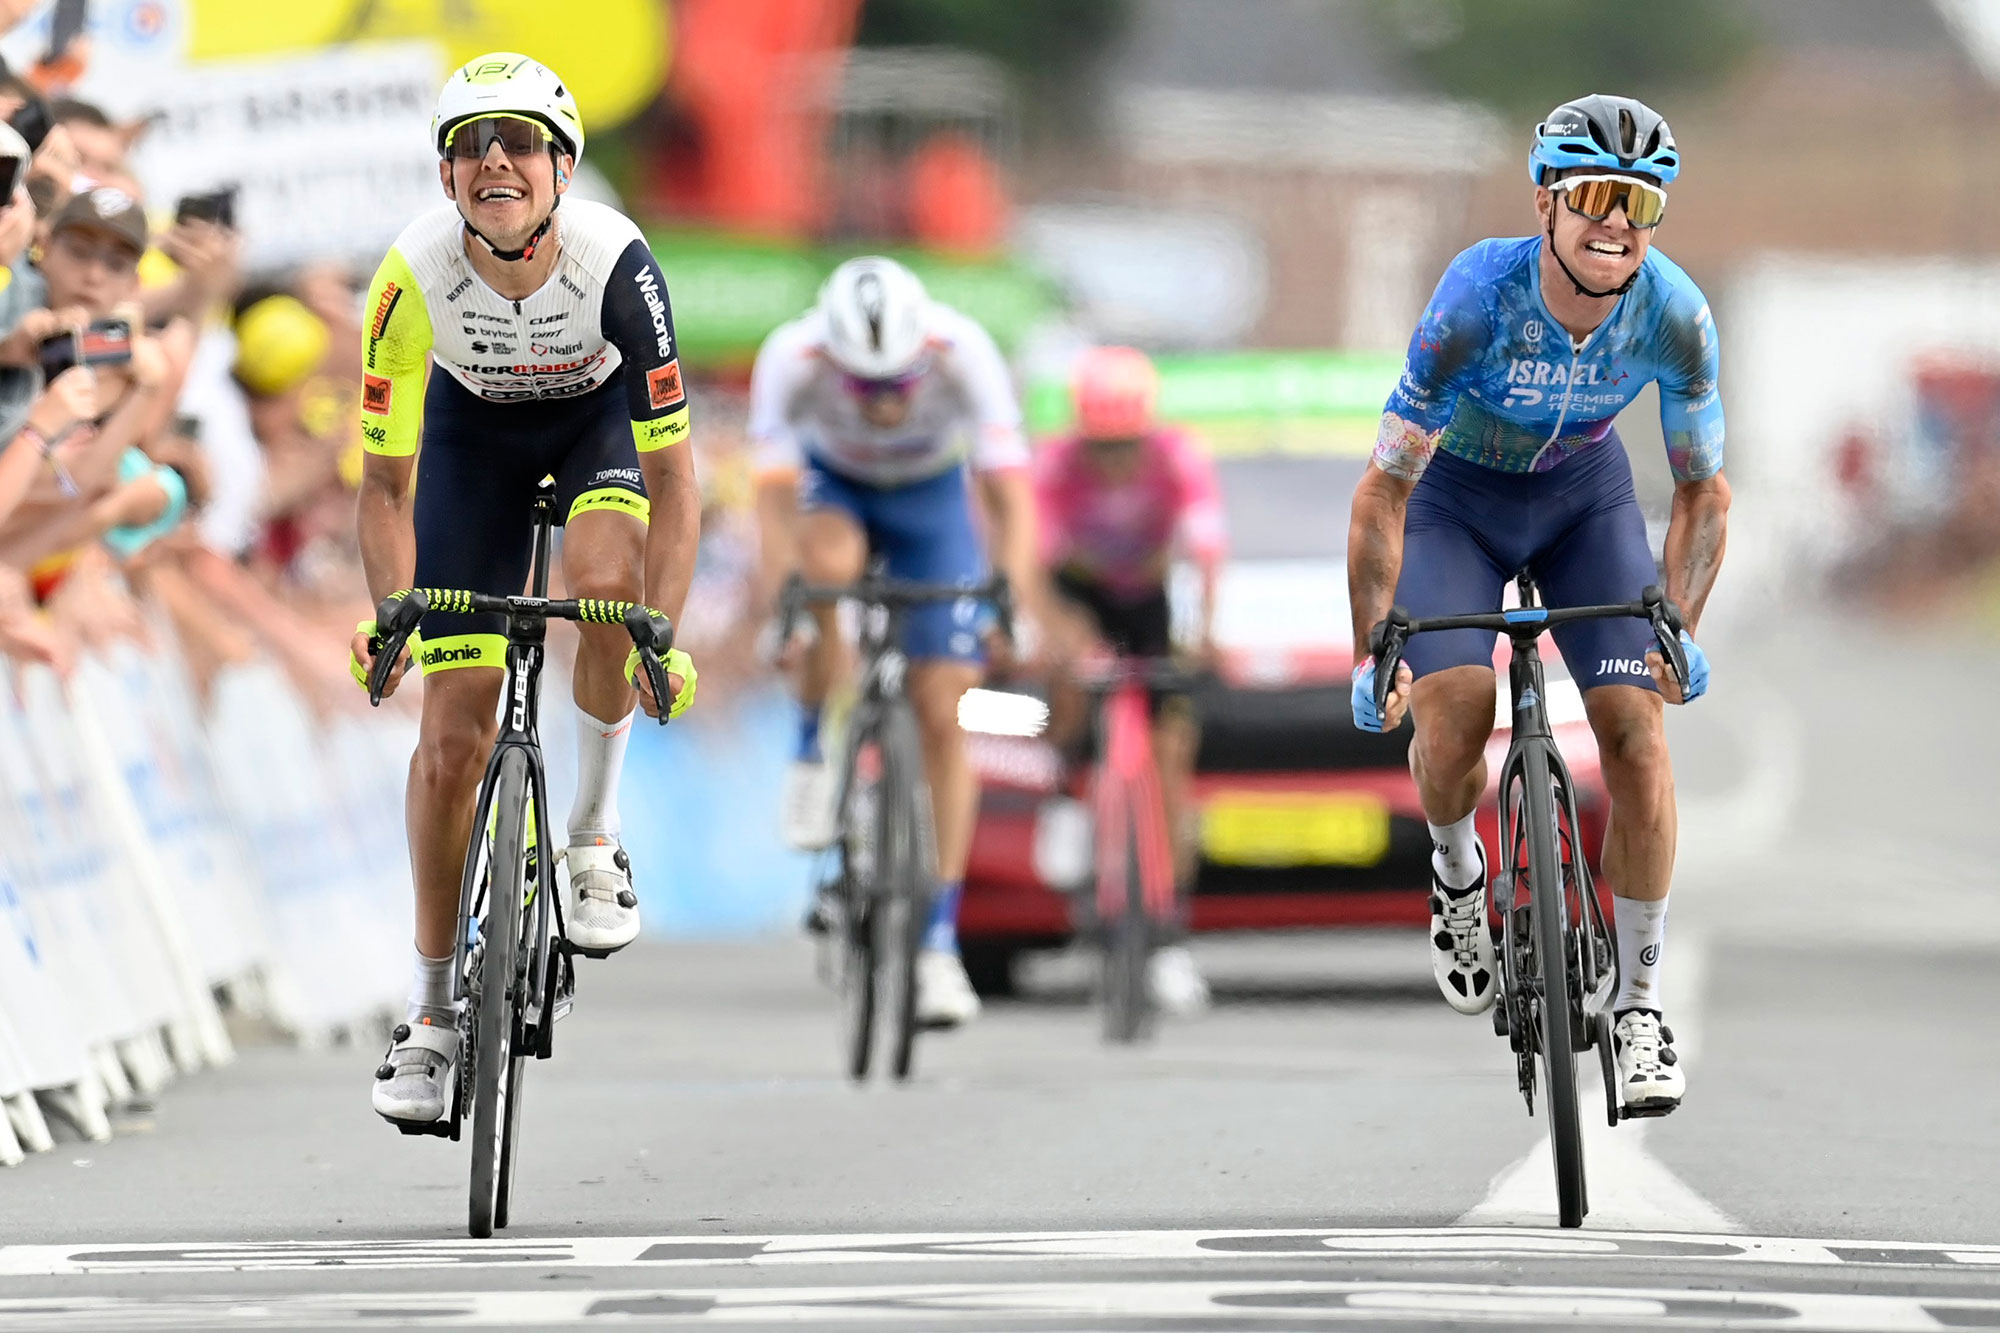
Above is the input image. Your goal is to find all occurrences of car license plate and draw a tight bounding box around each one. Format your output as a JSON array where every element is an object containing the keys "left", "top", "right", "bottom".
[{"left": 1200, "top": 794, "right": 1391, "bottom": 868}]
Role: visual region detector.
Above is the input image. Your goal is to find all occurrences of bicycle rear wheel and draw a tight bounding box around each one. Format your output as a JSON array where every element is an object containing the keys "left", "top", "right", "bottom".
[
  {"left": 1522, "top": 745, "right": 1586, "bottom": 1228},
  {"left": 879, "top": 702, "right": 934, "bottom": 1080},
  {"left": 469, "top": 748, "right": 530, "bottom": 1238}
]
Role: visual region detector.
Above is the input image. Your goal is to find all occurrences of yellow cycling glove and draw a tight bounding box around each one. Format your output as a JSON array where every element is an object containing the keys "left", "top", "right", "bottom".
[
  {"left": 623, "top": 646, "right": 697, "bottom": 719},
  {"left": 350, "top": 619, "right": 377, "bottom": 690}
]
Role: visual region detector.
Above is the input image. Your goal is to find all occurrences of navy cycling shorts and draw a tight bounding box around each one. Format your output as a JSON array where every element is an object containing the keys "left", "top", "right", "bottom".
[
  {"left": 799, "top": 457, "right": 989, "bottom": 664},
  {"left": 411, "top": 372, "right": 647, "bottom": 665},
  {"left": 1395, "top": 438, "right": 1661, "bottom": 695}
]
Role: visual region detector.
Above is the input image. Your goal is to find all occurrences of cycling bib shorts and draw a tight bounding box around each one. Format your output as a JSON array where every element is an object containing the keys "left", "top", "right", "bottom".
[
  {"left": 1394, "top": 438, "right": 1662, "bottom": 695},
  {"left": 799, "top": 456, "right": 989, "bottom": 664}
]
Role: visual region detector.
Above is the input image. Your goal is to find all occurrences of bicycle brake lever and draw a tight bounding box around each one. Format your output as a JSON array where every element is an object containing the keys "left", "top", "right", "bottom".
[
  {"left": 1368, "top": 608, "right": 1410, "bottom": 721},
  {"left": 1639, "top": 586, "right": 1691, "bottom": 697},
  {"left": 367, "top": 588, "right": 429, "bottom": 706}
]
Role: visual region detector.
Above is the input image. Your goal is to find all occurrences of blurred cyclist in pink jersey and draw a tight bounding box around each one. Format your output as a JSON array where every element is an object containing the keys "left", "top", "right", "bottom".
[{"left": 1034, "top": 346, "right": 1226, "bottom": 1014}]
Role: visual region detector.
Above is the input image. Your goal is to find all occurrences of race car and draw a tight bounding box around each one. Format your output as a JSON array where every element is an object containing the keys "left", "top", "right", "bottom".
[{"left": 955, "top": 355, "right": 1610, "bottom": 995}]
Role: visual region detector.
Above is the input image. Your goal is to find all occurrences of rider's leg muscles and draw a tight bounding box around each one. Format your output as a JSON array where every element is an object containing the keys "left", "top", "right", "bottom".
[
  {"left": 1409, "top": 665, "right": 1498, "bottom": 850},
  {"left": 1584, "top": 685, "right": 1675, "bottom": 1013},
  {"left": 1536, "top": 438, "right": 1678, "bottom": 1014},
  {"left": 795, "top": 506, "right": 868, "bottom": 736},
  {"left": 910, "top": 658, "right": 983, "bottom": 944},
  {"left": 1153, "top": 700, "right": 1200, "bottom": 889},
  {"left": 561, "top": 508, "right": 646, "bottom": 840},
  {"left": 408, "top": 666, "right": 505, "bottom": 961}
]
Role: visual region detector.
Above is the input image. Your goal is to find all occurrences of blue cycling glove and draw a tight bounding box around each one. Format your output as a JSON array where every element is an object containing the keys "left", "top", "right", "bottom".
[
  {"left": 1350, "top": 660, "right": 1384, "bottom": 732},
  {"left": 1677, "top": 630, "right": 1710, "bottom": 702}
]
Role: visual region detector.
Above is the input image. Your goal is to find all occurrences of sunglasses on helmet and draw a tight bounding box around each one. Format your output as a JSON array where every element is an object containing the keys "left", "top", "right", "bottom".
[
  {"left": 445, "top": 115, "right": 555, "bottom": 161},
  {"left": 1553, "top": 173, "right": 1668, "bottom": 228}
]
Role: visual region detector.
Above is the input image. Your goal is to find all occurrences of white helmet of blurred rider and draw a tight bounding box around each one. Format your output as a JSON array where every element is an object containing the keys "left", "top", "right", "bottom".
[
  {"left": 432, "top": 52, "right": 585, "bottom": 163},
  {"left": 819, "top": 257, "right": 932, "bottom": 380}
]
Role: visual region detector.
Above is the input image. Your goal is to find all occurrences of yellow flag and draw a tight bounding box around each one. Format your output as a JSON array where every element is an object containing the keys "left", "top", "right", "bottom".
[{"left": 187, "top": 0, "right": 669, "bottom": 127}]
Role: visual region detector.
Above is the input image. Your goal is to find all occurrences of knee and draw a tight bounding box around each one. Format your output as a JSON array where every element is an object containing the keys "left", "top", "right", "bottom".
[
  {"left": 1596, "top": 714, "right": 1669, "bottom": 787},
  {"left": 1415, "top": 714, "right": 1490, "bottom": 779},
  {"left": 566, "top": 563, "right": 640, "bottom": 605},
  {"left": 412, "top": 711, "right": 496, "bottom": 788}
]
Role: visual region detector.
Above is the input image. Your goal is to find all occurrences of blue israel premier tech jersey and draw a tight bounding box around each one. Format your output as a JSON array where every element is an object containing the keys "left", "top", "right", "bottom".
[{"left": 1377, "top": 237, "right": 1724, "bottom": 482}]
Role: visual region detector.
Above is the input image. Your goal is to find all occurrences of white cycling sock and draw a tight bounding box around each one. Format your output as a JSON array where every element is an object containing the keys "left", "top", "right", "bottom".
[
  {"left": 569, "top": 700, "right": 634, "bottom": 841},
  {"left": 1613, "top": 896, "right": 1669, "bottom": 1014},
  {"left": 1427, "top": 812, "right": 1482, "bottom": 893},
  {"left": 408, "top": 947, "right": 454, "bottom": 1022}
]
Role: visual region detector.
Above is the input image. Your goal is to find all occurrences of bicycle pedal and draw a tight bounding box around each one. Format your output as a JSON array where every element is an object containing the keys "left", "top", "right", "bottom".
[
  {"left": 1620, "top": 1099, "right": 1679, "bottom": 1121},
  {"left": 383, "top": 1113, "right": 454, "bottom": 1139},
  {"left": 560, "top": 939, "right": 618, "bottom": 963}
]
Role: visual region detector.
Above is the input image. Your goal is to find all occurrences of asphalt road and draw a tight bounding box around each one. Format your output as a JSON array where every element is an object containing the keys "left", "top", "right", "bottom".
[{"left": 4, "top": 607, "right": 1999, "bottom": 1331}]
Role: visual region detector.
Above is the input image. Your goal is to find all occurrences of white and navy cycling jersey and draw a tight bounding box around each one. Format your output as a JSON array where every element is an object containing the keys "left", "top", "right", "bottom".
[
  {"left": 747, "top": 304, "right": 1027, "bottom": 488},
  {"left": 360, "top": 198, "right": 689, "bottom": 457}
]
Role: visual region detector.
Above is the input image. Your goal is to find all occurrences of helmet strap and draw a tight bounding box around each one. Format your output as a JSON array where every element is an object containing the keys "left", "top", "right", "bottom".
[
  {"left": 1544, "top": 208, "right": 1636, "bottom": 299},
  {"left": 463, "top": 196, "right": 558, "bottom": 264}
]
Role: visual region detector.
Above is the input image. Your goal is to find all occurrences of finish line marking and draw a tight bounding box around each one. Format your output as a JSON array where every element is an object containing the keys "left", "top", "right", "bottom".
[
  {"left": 5, "top": 1227, "right": 1999, "bottom": 1277},
  {"left": 5, "top": 1278, "right": 2000, "bottom": 1329}
]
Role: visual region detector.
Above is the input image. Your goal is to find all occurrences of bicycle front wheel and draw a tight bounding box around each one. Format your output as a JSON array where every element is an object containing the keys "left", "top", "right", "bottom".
[
  {"left": 1522, "top": 744, "right": 1586, "bottom": 1228},
  {"left": 879, "top": 702, "right": 934, "bottom": 1081},
  {"left": 469, "top": 748, "right": 531, "bottom": 1238},
  {"left": 1101, "top": 813, "right": 1151, "bottom": 1044}
]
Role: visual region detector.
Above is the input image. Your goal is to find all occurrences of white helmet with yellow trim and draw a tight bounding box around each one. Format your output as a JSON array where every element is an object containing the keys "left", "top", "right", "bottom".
[{"left": 432, "top": 52, "right": 585, "bottom": 163}]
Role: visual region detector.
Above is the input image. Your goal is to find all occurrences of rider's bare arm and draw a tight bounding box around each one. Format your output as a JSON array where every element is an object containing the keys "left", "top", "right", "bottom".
[
  {"left": 1347, "top": 412, "right": 1430, "bottom": 662},
  {"left": 356, "top": 450, "right": 417, "bottom": 605},
  {"left": 977, "top": 465, "right": 1043, "bottom": 628},
  {"left": 638, "top": 440, "right": 699, "bottom": 625},
  {"left": 1661, "top": 470, "right": 1730, "bottom": 635}
]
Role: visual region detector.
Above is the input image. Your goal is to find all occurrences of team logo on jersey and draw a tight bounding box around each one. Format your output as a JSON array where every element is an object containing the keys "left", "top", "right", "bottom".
[
  {"left": 1523, "top": 318, "right": 1543, "bottom": 344},
  {"left": 362, "top": 373, "right": 392, "bottom": 414},
  {"left": 634, "top": 268, "right": 674, "bottom": 359},
  {"left": 369, "top": 283, "right": 401, "bottom": 341},
  {"left": 646, "top": 359, "right": 685, "bottom": 411}
]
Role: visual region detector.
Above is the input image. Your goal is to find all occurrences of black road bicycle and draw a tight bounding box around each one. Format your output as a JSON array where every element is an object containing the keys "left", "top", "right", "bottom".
[
  {"left": 781, "top": 569, "right": 1010, "bottom": 1082},
  {"left": 366, "top": 481, "right": 677, "bottom": 1238},
  {"left": 1370, "top": 577, "right": 1689, "bottom": 1229}
]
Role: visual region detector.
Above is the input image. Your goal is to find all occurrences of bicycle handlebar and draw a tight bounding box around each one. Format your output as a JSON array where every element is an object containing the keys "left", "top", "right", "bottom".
[
  {"left": 1368, "top": 584, "right": 1688, "bottom": 718},
  {"left": 365, "top": 587, "right": 679, "bottom": 725},
  {"left": 775, "top": 572, "right": 1014, "bottom": 646}
]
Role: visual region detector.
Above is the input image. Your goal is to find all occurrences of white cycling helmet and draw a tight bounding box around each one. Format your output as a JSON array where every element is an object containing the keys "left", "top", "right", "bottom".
[
  {"left": 819, "top": 257, "right": 932, "bottom": 379},
  {"left": 432, "top": 52, "right": 585, "bottom": 163}
]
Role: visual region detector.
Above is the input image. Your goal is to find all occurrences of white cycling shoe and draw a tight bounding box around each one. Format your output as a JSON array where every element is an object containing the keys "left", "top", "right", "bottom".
[
  {"left": 1613, "top": 1009, "right": 1686, "bottom": 1114},
  {"left": 1147, "top": 944, "right": 1211, "bottom": 1016},
  {"left": 782, "top": 760, "right": 838, "bottom": 851},
  {"left": 561, "top": 838, "right": 640, "bottom": 956},
  {"left": 1429, "top": 843, "right": 1497, "bottom": 1015},
  {"left": 371, "top": 1013, "right": 458, "bottom": 1124},
  {"left": 915, "top": 949, "right": 982, "bottom": 1029}
]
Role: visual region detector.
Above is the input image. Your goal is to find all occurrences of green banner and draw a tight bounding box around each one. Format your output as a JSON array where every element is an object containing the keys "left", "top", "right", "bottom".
[
  {"left": 1027, "top": 350, "right": 1402, "bottom": 457},
  {"left": 645, "top": 228, "right": 1060, "bottom": 368}
]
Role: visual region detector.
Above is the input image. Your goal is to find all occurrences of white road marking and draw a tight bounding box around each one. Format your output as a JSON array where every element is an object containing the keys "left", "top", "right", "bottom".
[
  {"left": 5, "top": 1227, "right": 1997, "bottom": 1277},
  {"left": 5, "top": 1279, "right": 1998, "bottom": 1328},
  {"left": 1456, "top": 930, "right": 1735, "bottom": 1232}
]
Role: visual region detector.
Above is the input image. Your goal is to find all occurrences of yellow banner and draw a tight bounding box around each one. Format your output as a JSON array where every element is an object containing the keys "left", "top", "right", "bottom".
[{"left": 187, "top": 0, "right": 668, "bottom": 126}]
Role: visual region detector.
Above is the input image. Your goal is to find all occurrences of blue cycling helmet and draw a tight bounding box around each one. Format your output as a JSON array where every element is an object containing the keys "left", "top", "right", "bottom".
[{"left": 1529, "top": 94, "right": 1679, "bottom": 186}]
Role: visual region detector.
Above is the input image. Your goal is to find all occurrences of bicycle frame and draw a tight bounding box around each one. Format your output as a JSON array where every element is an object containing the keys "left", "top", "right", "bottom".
[
  {"left": 451, "top": 494, "right": 562, "bottom": 1031},
  {"left": 1092, "top": 676, "right": 1176, "bottom": 927},
  {"left": 1489, "top": 593, "right": 1616, "bottom": 1045}
]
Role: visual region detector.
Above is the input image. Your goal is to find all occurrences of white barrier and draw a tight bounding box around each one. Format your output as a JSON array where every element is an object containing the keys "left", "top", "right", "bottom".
[{"left": 0, "top": 637, "right": 416, "bottom": 1163}]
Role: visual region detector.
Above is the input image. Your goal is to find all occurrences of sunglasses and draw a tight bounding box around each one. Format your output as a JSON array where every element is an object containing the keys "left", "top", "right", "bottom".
[
  {"left": 840, "top": 366, "right": 928, "bottom": 397},
  {"left": 445, "top": 115, "right": 554, "bottom": 161},
  {"left": 1553, "top": 173, "right": 1667, "bottom": 229}
]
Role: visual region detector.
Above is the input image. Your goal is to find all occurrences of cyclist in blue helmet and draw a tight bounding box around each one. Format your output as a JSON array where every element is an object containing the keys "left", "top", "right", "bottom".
[{"left": 1346, "top": 93, "right": 1729, "bottom": 1117}]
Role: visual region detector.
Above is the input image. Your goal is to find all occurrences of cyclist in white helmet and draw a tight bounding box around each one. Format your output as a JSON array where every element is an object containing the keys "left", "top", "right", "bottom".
[
  {"left": 351, "top": 53, "right": 700, "bottom": 1126},
  {"left": 751, "top": 256, "right": 1042, "bottom": 1029}
]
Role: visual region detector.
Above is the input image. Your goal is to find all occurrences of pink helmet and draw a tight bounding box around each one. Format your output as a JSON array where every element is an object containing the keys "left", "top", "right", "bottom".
[{"left": 1072, "top": 345, "right": 1159, "bottom": 441}]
